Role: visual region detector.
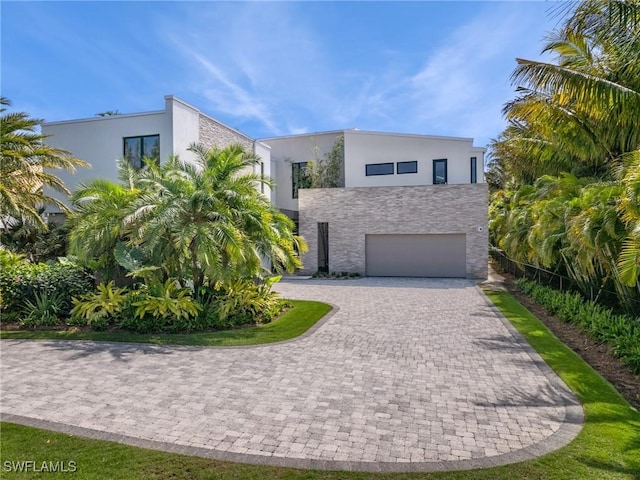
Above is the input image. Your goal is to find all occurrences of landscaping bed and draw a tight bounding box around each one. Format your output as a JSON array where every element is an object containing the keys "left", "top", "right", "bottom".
[{"left": 496, "top": 268, "right": 640, "bottom": 411}]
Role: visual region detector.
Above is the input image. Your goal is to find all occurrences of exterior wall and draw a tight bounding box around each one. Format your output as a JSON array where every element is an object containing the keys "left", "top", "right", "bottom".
[
  {"left": 298, "top": 184, "right": 488, "bottom": 279},
  {"left": 167, "top": 96, "right": 200, "bottom": 164},
  {"left": 42, "top": 110, "right": 170, "bottom": 212},
  {"left": 253, "top": 141, "right": 272, "bottom": 201},
  {"left": 261, "top": 131, "right": 344, "bottom": 214},
  {"left": 343, "top": 131, "right": 486, "bottom": 187},
  {"left": 199, "top": 113, "right": 253, "bottom": 151},
  {"left": 42, "top": 96, "right": 266, "bottom": 213}
]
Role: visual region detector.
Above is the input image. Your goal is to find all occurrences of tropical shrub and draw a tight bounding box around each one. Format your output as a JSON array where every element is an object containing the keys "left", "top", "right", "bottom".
[
  {"left": 69, "top": 281, "right": 128, "bottom": 330},
  {"left": 206, "top": 276, "right": 285, "bottom": 330},
  {"left": 0, "top": 248, "right": 25, "bottom": 269},
  {"left": 0, "top": 258, "right": 93, "bottom": 318},
  {"left": 515, "top": 278, "right": 640, "bottom": 373},
  {"left": 19, "top": 291, "right": 64, "bottom": 328},
  {"left": 118, "top": 280, "right": 202, "bottom": 333},
  {"left": 0, "top": 216, "right": 69, "bottom": 263}
]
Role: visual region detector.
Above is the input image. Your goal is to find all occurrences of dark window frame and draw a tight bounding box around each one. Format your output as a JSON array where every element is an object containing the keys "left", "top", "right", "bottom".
[
  {"left": 470, "top": 157, "right": 477, "bottom": 183},
  {"left": 292, "top": 161, "right": 309, "bottom": 199},
  {"left": 433, "top": 158, "right": 448, "bottom": 184},
  {"left": 365, "top": 162, "right": 394, "bottom": 176},
  {"left": 123, "top": 134, "right": 160, "bottom": 169},
  {"left": 260, "top": 162, "right": 265, "bottom": 194},
  {"left": 397, "top": 160, "right": 418, "bottom": 174}
]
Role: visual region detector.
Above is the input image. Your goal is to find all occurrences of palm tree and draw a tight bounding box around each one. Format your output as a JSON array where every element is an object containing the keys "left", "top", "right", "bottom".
[
  {"left": 127, "top": 144, "right": 306, "bottom": 290},
  {"left": 0, "top": 97, "right": 88, "bottom": 229},
  {"left": 617, "top": 152, "right": 640, "bottom": 287},
  {"left": 67, "top": 160, "right": 141, "bottom": 278},
  {"left": 489, "top": 0, "right": 640, "bottom": 310},
  {"left": 492, "top": 0, "right": 640, "bottom": 182},
  {"left": 68, "top": 145, "right": 307, "bottom": 290}
]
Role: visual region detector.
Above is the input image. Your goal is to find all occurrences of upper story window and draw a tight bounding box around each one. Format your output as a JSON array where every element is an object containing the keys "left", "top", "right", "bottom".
[
  {"left": 433, "top": 158, "right": 447, "bottom": 184},
  {"left": 124, "top": 135, "right": 160, "bottom": 169},
  {"left": 292, "top": 162, "right": 311, "bottom": 199},
  {"left": 470, "top": 157, "right": 477, "bottom": 183},
  {"left": 260, "top": 162, "right": 265, "bottom": 194},
  {"left": 365, "top": 162, "right": 394, "bottom": 176},
  {"left": 397, "top": 161, "right": 418, "bottom": 174}
]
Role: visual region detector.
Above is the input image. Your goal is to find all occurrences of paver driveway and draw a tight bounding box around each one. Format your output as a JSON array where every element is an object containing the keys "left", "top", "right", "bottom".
[{"left": 0, "top": 278, "right": 582, "bottom": 472}]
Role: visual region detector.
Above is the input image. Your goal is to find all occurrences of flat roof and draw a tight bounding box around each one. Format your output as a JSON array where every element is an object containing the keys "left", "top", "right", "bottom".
[{"left": 259, "top": 128, "right": 485, "bottom": 150}]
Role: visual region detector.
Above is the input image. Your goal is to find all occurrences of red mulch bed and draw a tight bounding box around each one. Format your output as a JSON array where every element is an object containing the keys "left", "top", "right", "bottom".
[{"left": 498, "top": 270, "right": 640, "bottom": 411}]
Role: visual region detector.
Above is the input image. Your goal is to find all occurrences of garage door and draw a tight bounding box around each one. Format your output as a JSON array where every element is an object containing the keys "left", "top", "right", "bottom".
[{"left": 365, "top": 234, "right": 466, "bottom": 277}]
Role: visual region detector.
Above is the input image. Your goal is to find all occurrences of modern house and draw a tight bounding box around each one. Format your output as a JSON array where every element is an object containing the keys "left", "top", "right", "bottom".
[
  {"left": 261, "top": 130, "right": 487, "bottom": 279},
  {"left": 43, "top": 96, "right": 487, "bottom": 279},
  {"left": 42, "top": 95, "right": 272, "bottom": 219}
]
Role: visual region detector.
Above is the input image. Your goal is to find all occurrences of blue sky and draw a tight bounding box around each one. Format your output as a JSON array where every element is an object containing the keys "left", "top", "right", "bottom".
[{"left": 2, "top": 1, "right": 562, "bottom": 148}]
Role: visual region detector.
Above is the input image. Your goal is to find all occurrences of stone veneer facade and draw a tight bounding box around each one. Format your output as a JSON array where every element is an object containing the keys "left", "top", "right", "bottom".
[
  {"left": 199, "top": 114, "right": 253, "bottom": 151},
  {"left": 297, "top": 184, "right": 488, "bottom": 279}
]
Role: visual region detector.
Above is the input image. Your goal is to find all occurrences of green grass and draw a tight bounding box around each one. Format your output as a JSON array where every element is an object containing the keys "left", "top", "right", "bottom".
[
  {"left": 1, "top": 291, "right": 639, "bottom": 479},
  {"left": 0, "top": 300, "right": 332, "bottom": 346}
]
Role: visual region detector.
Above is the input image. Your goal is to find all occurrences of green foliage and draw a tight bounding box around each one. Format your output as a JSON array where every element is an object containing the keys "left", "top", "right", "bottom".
[
  {"left": 306, "top": 134, "right": 344, "bottom": 188},
  {"left": 68, "top": 145, "right": 307, "bottom": 290},
  {"left": 19, "top": 291, "right": 63, "bottom": 328},
  {"left": 489, "top": 1, "right": 640, "bottom": 308},
  {"left": 70, "top": 281, "right": 128, "bottom": 330},
  {"left": 515, "top": 278, "right": 640, "bottom": 373},
  {"left": 490, "top": 173, "right": 640, "bottom": 312},
  {"left": 0, "top": 259, "right": 94, "bottom": 317},
  {"left": 0, "top": 215, "right": 68, "bottom": 263},
  {"left": 192, "top": 275, "right": 285, "bottom": 330},
  {"left": 312, "top": 270, "right": 361, "bottom": 279},
  {"left": 0, "top": 97, "right": 88, "bottom": 228},
  {"left": 0, "top": 248, "right": 25, "bottom": 269},
  {"left": 490, "top": 1, "right": 640, "bottom": 183},
  {"left": 118, "top": 280, "right": 202, "bottom": 333}
]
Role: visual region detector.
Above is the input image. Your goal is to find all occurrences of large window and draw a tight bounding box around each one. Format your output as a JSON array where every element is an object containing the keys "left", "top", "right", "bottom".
[
  {"left": 470, "top": 157, "right": 477, "bottom": 183},
  {"left": 365, "top": 162, "right": 394, "bottom": 176},
  {"left": 123, "top": 135, "right": 159, "bottom": 169},
  {"left": 433, "top": 159, "right": 447, "bottom": 184},
  {"left": 292, "top": 162, "right": 311, "bottom": 198},
  {"left": 397, "top": 161, "right": 418, "bottom": 174}
]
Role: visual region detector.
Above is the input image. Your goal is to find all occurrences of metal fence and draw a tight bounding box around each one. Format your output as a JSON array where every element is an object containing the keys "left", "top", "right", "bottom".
[{"left": 489, "top": 245, "right": 640, "bottom": 313}]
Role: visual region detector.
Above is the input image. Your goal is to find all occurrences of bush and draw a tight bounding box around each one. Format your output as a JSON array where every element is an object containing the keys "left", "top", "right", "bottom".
[
  {"left": 119, "top": 280, "right": 202, "bottom": 333},
  {"left": 0, "top": 258, "right": 94, "bottom": 319},
  {"left": 69, "top": 281, "right": 128, "bottom": 330},
  {"left": 515, "top": 278, "right": 640, "bottom": 374},
  {"left": 19, "top": 291, "right": 64, "bottom": 328},
  {"left": 204, "top": 276, "right": 286, "bottom": 330}
]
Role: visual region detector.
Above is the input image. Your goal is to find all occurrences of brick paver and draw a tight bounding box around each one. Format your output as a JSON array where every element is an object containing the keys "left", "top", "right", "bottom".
[{"left": 0, "top": 278, "right": 582, "bottom": 472}]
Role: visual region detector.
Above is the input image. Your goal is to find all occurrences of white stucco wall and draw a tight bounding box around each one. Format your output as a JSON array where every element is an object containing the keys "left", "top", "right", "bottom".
[
  {"left": 41, "top": 96, "right": 268, "bottom": 213},
  {"left": 167, "top": 96, "right": 200, "bottom": 164},
  {"left": 343, "top": 131, "right": 486, "bottom": 187},
  {"left": 260, "top": 131, "right": 343, "bottom": 214},
  {"left": 42, "top": 110, "right": 171, "bottom": 212},
  {"left": 253, "top": 141, "right": 272, "bottom": 201}
]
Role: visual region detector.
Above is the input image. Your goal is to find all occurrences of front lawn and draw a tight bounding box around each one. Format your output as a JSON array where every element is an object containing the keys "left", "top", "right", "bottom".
[{"left": 1, "top": 291, "right": 638, "bottom": 479}]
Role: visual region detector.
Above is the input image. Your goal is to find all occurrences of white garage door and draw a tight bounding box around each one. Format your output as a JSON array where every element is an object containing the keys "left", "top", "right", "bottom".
[{"left": 365, "top": 234, "right": 466, "bottom": 277}]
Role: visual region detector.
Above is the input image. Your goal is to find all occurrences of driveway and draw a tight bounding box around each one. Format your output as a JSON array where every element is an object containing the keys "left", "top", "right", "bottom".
[{"left": 0, "top": 278, "right": 582, "bottom": 472}]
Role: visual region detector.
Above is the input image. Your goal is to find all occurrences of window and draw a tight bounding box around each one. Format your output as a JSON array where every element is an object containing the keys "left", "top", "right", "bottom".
[
  {"left": 366, "top": 162, "right": 394, "bottom": 176},
  {"left": 397, "top": 161, "right": 418, "bottom": 174},
  {"left": 470, "top": 157, "right": 477, "bottom": 183},
  {"left": 123, "top": 135, "right": 159, "bottom": 169},
  {"left": 433, "top": 159, "right": 447, "bottom": 184},
  {"left": 260, "top": 162, "right": 265, "bottom": 193},
  {"left": 292, "top": 162, "right": 310, "bottom": 198}
]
